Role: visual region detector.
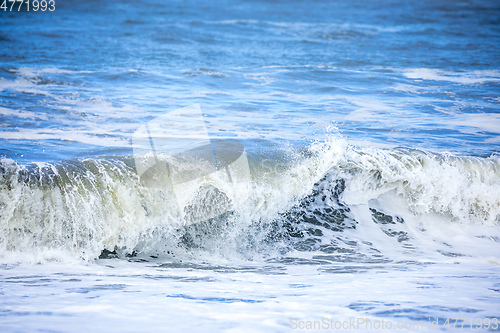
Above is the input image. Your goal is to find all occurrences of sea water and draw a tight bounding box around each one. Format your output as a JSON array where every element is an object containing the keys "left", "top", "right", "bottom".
[{"left": 1, "top": 0, "right": 499, "bottom": 331}]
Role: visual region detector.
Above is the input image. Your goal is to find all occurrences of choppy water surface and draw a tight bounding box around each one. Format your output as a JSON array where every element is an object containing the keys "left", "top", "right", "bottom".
[{"left": 1, "top": 0, "right": 499, "bottom": 331}]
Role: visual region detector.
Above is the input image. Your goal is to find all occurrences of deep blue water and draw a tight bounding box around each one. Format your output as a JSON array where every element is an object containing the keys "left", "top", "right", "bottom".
[{"left": 1, "top": 0, "right": 499, "bottom": 163}]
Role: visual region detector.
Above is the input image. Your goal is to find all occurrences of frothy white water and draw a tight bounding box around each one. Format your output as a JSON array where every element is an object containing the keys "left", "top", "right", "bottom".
[
  {"left": 0, "top": 136, "right": 499, "bottom": 264},
  {"left": 338, "top": 147, "right": 500, "bottom": 226},
  {"left": 403, "top": 68, "right": 500, "bottom": 85}
]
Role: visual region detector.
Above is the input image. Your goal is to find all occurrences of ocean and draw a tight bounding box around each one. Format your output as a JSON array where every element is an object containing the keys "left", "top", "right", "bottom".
[{"left": 1, "top": 0, "right": 499, "bottom": 331}]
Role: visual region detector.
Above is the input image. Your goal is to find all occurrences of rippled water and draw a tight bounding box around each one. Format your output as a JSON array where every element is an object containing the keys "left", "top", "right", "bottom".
[{"left": 1, "top": 0, "right": 499, "bottom": 331}]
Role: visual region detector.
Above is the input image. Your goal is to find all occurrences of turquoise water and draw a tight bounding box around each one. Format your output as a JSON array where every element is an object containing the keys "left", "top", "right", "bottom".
[{"left": 1, "top": 0, "right": 499, "bottom": 331}]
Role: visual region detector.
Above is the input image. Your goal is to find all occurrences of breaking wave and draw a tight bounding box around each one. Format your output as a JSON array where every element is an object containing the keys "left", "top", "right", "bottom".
[{"left": 1, "top": 136, "right": 499, "bottom": 264}]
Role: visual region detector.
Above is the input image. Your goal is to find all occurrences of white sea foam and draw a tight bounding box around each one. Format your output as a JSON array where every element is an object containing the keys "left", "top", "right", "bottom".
[
  {"left": 340, "top": 147, "right": 500, "bottom": 226},
  {"left": 449, "top": 113, "right": 500, "bottom": 134},
  {"left": 0, "top": 77, "right": 38, "bottom": 93},
  {"left": 0, "top": 107, "right": 49, "bottom": 121},
  {"left": 403, "top": 68, "right": 500, "bottom": 84},
  {"left": 16, "top": 67, "right": 77, "bottom": 79},
  {"left": 0, "top": 128, "right": 130, "bottom": 147}
]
